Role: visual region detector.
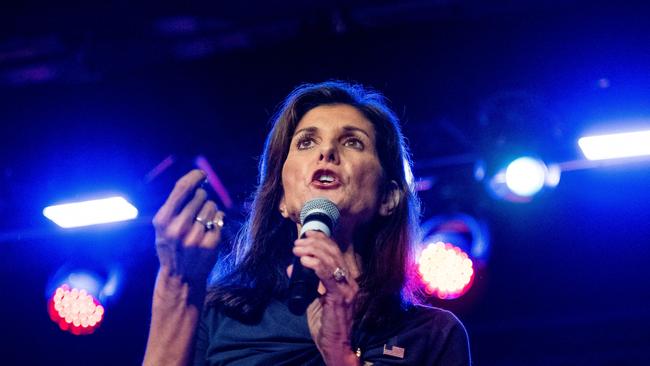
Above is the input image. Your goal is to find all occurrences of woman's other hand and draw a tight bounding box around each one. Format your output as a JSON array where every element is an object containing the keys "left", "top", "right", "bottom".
[
  {"left": 152, "top": 169, "right": 224, "bottom": 296},
  {"left": 291, "top": 230, "right": 361, "bottom": 365},
  {"left": 144, "top": 170, "right": 225, "bottom": 366}
]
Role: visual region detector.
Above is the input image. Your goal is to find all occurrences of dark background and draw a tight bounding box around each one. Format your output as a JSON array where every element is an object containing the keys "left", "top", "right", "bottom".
[{"left": 1, "top": 1, "right": 649, "bottom": 365}]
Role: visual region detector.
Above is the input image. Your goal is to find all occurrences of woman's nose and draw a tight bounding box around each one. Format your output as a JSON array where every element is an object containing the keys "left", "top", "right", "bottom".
[{"left": 319, "top": 141, "right": 339, "bottom": 164}]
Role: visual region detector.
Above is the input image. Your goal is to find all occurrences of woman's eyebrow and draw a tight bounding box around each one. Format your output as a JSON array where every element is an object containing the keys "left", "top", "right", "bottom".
[
  {"left": 293, "top": 126, "right": 318, "bottom": 137},
  {"left": 293, "top": 125, "right": 371, "bottom": 138},
  {"left": 342, "top": 125, "right": 371, "bottom": 139}
]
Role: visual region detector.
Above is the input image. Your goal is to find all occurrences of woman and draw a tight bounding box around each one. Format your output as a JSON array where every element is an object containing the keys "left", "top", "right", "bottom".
[{"left": 144, "top": 81, "right": 471, "bottom": 365}]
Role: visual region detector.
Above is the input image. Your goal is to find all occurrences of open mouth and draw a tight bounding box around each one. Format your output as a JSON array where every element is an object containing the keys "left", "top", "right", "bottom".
[{"left": 312, "top": 169, "right": 340, "bottom": 186}]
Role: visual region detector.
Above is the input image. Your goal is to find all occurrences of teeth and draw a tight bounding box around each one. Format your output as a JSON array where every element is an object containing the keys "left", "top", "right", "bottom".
[{"left": 318, "top": 175, "right": 335, "bottom": 183}]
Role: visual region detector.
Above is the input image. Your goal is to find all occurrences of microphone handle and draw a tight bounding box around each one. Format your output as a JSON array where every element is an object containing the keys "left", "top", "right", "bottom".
[
  {"left": 287, "top": 255, "right": 320, "bottom": 315},
  {"left": 287, "top": 213, "right": 334, "bottom": 315}
]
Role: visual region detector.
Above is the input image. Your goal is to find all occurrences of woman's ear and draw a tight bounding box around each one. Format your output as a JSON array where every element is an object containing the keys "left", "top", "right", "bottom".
[
  {"left": 379, "top": 180, "right": 400, "bottom": 217},
  {"left": 279, "top": 196, "right": 289, "bottom": 218}
]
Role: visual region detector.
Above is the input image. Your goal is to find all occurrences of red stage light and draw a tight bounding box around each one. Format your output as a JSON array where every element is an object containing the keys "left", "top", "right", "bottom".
[
  {"left": 417, "top": 242, "right": 475, "bottom": 299},
  {"left": 48, "top": 284, "right": 104, "bottom": 335}
]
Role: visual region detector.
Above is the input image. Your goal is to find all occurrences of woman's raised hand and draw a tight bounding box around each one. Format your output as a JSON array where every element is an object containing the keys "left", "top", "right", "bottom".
[
  {"left": 144, "top": 169, "right": 224, "bottom": 366},
  {"left": 152, "top": 169, "right": 224, "bottom": 287}
]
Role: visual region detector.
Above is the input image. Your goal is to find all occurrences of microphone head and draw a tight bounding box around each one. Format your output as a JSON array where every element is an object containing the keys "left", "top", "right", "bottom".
[{"left": 300, "top": 198, "right": 340, "bottom": 227}]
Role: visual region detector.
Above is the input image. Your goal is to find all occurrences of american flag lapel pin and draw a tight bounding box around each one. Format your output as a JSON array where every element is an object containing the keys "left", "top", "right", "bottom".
[{"left": 383, "top": 344, "right": 405, "bottom": 359}]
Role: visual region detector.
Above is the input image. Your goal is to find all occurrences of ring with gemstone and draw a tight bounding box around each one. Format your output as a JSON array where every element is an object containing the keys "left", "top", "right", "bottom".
[
  {"left": 333, "top": 267, "right": 347, "bottom": 282},
  {"left": 195, "top": 216, "right": 221, "bottom": 231}
]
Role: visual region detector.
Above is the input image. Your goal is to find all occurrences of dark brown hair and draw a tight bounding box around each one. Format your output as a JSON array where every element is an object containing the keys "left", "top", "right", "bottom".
[{"left": 207, "top": 81, "right": 422, "bottom": 326}]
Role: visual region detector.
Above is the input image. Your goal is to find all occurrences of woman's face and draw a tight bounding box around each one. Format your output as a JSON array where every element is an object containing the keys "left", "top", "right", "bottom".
[{"left": 279, "top": 104, "right": 386, "bottom": 232}]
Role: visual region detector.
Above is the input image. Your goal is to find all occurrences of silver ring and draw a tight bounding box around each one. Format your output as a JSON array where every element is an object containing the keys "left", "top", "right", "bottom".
[
  {"left": 206, "top": 218, "right": 224, "bottom": 230},
  {"left": 195, "top": 216, "right": 218, "bottom": 231},
  {"left": 333, "top": 267, "right": 347, "bottom": 282},
  {"left": 194, "top": 216, "right": 209, "bottom": 229}
]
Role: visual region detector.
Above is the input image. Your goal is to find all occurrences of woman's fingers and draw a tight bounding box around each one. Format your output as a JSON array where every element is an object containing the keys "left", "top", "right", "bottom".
[
  {"left": 184, "top": 200, "right": 225, "bottom": 249},
  {"left": 299, "top": 253, "right": 358, "bottom": 301},
  {"left": 200, "top": 210, "right": 225, "bottom": 249},
  {"left": 152, "top": 169, "right": 206, "bottom": 231},
  {"left": 294, "top": 245, "right": 337, "bottom": 278},
  {"left": 294, "top": 232, "right": 360, "bottom": 279},
  {"left": 297, "top": 232, "right": 361, "bottom": 275},
  {"left": 297, "top": 231, "right": 339, "bottom": 252},
  {"left": 183, "top": 200, "right": 217, "bottom": 246},
  {"left": 152, "top": 169, "right": 224, "bottom": 279},
  {"left": 164, "top": 187, "right": 208, "bottom": 240},
  {"left": 293, "top": 232, "right": 359, "bottom": 303}
]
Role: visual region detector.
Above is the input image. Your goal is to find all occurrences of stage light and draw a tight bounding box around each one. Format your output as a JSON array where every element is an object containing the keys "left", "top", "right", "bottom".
[
  {"left": 505, "top": 157, "right": 547, "bottom": 197},
  {"left": 578, "top": 129, "right": 650, "bottom": 160},
  {"left": 43, "top": 196, "right": 138, "bottom": 228},
  {"left": 46, "top": 266, "right": 122, "bottom": 335},
  {"left": 47, "top": 272, "right": 106, "bottom": 335},
  {"left": 417, "top": 242, "right": 474, "bottom": 300},
  {"left": 418, "top": 214, "right": 489, "bottom": 300},
  {"left": 485, "top": 156, "right": 559, "bottom": 202}
]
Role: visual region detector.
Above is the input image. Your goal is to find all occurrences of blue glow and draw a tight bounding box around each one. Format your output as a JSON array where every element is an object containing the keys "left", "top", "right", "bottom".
[
  {"left": 420, "top": 213, "right": 490, "bottom": 263},
  {"left": 100, "top": 269, "right": 122, "bottom": 298},
  {"left": 578, "top": 129, "right": 650, "bottom": 160},
  {"left": 43, "top": 196, "right": 138, "bottom": 228},
  {"left": 65, "top": 272, "right": 102, "bottom": 297},
  {"left": 505, "top": 157, "right": 547, "bottom": 197}
]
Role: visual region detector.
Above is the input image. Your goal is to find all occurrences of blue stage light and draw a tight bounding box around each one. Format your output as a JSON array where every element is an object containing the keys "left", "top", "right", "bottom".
[
  {"left": 505, "top": 157, "right": 547, "bottom": 197},
  {"left": 578, "top": 129, "right": 650, "bottom": 160},
  {"left": 485, "top": 156, "right": 559, "bottom": 202},
  {"left": 43, "top": 196, "right": 138, "bottom": 228}
]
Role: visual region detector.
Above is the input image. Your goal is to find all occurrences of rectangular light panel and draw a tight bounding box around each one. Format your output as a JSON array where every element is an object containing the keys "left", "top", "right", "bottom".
[
  {"left": 578, "top": 129, "right": 650, "bottom": 160},
  {"left": 43, "top": 196, "right": 138, "bottom": 228}
]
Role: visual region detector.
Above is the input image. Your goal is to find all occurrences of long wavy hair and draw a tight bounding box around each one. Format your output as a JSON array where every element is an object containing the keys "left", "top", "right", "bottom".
[{"left": 207, "top": 80, "right": 422, "bottom": 327}]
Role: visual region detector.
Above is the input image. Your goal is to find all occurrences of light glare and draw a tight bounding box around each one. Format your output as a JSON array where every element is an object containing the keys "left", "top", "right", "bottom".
[
  {"left": 43, "top": 196, "right": 138, "bottom": 228},
  {"left": 578, "top": 130, "right": 650, "bottom": 160},
  {"left": 505, "top": 157, "right": 547, "bottom": 197},
  {"left": 417, "top": 242, "right": 474, "bottom": 300},
  {"left": 48, "top": 284, "right": 104, "bottom": 335}
]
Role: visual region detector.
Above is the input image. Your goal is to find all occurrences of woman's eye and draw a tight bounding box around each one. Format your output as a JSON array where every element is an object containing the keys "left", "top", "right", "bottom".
[
  {"left": 343, "top": 137, "right": 364, "bottom": 149},
  {"left": 296, "top": 137, "right": 315, "bottom": 150}
]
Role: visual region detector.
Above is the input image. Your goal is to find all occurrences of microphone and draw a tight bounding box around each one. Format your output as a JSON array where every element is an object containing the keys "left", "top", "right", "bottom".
[{"left": 287, "top": 197, "right": 340, "bottom": 315}]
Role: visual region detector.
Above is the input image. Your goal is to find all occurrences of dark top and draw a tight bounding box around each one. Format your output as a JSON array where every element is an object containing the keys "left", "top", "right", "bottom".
[{"left": 193, "top": 299, "right": 471, "bottom": 365}]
